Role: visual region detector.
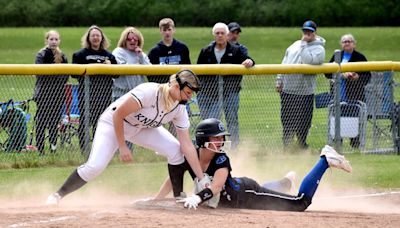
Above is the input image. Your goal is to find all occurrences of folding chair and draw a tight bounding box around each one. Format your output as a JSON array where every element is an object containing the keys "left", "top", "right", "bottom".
[
  {"left": 364, "top": 71, "right": 398, "bottom": 153},
  {"left": 58, "top": 83, "right": 80, "bottom": 147},
  {"left": 327, "top": 101, "right": 368, "bottom": 150}
]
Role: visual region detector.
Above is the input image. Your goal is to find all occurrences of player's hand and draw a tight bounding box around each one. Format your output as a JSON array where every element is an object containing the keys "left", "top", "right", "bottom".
[
  {"left": 176, "top": 195, "right": 201, "bottom": 210},
  {"left": 119, "top": 146, "right": 133, "bottom": 163},
  {"left": 197, "top": 173, "right": 211, "bottom": 189}
]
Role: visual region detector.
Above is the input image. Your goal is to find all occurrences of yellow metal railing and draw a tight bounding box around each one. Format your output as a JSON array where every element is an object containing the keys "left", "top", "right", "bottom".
[{"left": 0, "top": 61, "right": 399, "bottom": 75}]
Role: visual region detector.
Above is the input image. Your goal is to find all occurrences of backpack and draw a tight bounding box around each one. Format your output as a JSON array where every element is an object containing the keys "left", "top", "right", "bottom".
[{"left": 0, "top": 100, "right": 27, "bottom": 152}]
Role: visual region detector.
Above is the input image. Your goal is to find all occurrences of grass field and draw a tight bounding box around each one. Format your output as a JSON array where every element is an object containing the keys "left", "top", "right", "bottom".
[{"left": 0, "top": 27, "right": 399, "bottom": 194}]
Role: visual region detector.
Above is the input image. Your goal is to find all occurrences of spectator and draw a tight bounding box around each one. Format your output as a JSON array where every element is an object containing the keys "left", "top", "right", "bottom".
[
  {"left": 197, "top": 22, "right": 254, "bottom": 149},
  {"left": 276, "top": 20, "right": 325, "bottom": 149},
  {"left": 112, "top": 27, "right": 150, "bottom": 101},
  {"left": 325, "top": 34, "right": 371, "bottom": 148},
  {"left": 112, "top": 27, "right": 151, "bottom": 150},
  {"left": 72, "top": 25, "right": 117, "bottom": 152},
  {"left": 148, "top": 18, "right": 191, "bottom": 136},
  {"left": 34, "top": 30, "right": 69, "bottom": 155},
  {"left": 227, "top": 22, "right": 248, "bottom": 56},
  {"left": 148, "top": 18, "right": 191, "bottom": 84}
]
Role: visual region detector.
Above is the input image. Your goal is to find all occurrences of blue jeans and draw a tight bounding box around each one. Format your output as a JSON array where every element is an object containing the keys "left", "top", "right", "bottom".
[{"left": 197, "top": 90, "right": 240, "bottom": 149}]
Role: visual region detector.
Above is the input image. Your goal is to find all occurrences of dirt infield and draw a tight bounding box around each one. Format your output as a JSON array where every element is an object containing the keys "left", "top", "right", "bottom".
[{"left": 1, "top": 194, "right": 400, "bottom": 228}]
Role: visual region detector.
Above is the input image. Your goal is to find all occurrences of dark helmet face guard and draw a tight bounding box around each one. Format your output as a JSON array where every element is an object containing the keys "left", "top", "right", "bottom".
[
  {"left": 195, "top": 118, "right": 231, "bottom": 153},
  {"left": 175, "top": 69, "right": 201, "bottom": 93}
]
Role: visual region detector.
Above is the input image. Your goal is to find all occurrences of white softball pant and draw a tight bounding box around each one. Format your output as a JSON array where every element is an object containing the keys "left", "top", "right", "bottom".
[{"left": 77, "top": 119, "right": 184, "bottom": 182}]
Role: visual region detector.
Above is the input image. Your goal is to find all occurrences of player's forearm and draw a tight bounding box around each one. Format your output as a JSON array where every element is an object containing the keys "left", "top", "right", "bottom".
[
  {"left": 112, "top": 112, "right": 127, "bottom": 148},
  {"left": 182, "top": 145, "right": 203, "bottom": 179}
]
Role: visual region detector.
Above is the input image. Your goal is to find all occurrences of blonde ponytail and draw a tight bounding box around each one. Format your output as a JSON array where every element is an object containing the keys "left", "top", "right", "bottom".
[
  {"left": 53, "top": 47, "right": 63, "bottom": 63},
  {"left": 159, "top": 77, "right": 176, "bottom": 112}
]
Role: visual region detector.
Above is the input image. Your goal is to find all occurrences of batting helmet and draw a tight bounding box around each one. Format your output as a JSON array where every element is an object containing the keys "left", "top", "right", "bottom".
[{"left": 195, "top": 118, "right": 230, "bottom": 149}]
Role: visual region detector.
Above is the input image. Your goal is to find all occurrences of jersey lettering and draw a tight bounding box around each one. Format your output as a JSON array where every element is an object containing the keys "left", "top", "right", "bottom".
[{"left": 134, "top": 113, "right": 162, "bottom": 128}]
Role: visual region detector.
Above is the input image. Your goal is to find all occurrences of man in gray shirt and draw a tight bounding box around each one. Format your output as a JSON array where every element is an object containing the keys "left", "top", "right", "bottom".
[{"left": 276, "top": 20, "right": 325, "bottom": 149}]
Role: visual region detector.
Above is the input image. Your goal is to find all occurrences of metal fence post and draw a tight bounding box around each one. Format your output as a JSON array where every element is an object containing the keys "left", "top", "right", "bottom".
[
  {"left": 333, "top": 50, "right": 342, "bottom": 152},
  {"left": 83, "top": 75, "right": 90, "bottom": 155}
]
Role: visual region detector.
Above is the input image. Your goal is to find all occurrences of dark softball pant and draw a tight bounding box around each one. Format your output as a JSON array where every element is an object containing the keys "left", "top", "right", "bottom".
[{"left": 220, "top": 177, "right": 311, "bottom": 211}]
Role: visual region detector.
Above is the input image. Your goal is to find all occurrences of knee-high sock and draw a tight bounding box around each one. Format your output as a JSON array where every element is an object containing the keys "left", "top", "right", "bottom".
[
  {"left": 298, "top": 156, "right": 329, "bottom": 199},
  {"left": 168, "top": 163, "right": 186, "bottom": 197},
  {"left": 57, "top": 169, "right": 87, "bottom": 198}
]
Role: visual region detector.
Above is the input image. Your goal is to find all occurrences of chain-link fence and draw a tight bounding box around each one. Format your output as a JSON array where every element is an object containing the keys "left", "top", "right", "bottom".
[{"left": 0, "top": 65, "right": 399, "bottom": 164}]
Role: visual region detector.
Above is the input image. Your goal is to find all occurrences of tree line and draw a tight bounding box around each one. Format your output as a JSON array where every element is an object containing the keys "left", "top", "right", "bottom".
[{"left": 1, "top": 0, "right": 399, "bottom": 27}]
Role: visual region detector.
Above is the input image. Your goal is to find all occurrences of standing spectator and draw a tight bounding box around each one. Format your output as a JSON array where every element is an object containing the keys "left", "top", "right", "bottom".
[
  {"left": 112, "top": 27, "right": 150, "bottom": 101},
  {"left": 112, "top": 27, "right": 151, "bottom": 150},
  {"left": 72, "top": 25, "right": 117, "bottom": 152},
  {"left": 148, "top": 18, "right": 191, "bottom": 136},
  {"left": 325, "top": 34, "right": 371, "bottom": 148},
  {"left": 147, "top": 18, "right": 191, "bottom": 84},
  {"left": 276, "top": 20, "right": 325, "bottom": 149},
  {"left": 197, "top": 22, "right": 254, "bottom": 149},
  {"left": 227, "top": 22, "right": 248, "bottom": 56},
  {"left": 34, "top": 30, "right": 69, "bottom": 155}
]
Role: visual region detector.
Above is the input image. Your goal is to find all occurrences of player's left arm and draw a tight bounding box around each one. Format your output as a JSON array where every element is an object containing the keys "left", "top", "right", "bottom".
[{"left": 209, "top": 168, "right": 229, "bottom": 195}]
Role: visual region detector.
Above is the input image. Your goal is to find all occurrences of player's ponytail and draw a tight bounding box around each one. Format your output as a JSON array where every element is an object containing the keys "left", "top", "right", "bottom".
[{"left": 159, "top": 75, "right": 177, "bottom": 112}]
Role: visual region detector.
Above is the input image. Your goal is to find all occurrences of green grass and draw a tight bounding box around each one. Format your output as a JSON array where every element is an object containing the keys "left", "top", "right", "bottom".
[
  {"left": 0, "top": 27, "right": 399, "bottom": 194},
  {"left": 1, "top": 27, "right": 400, "bottom": 64}
]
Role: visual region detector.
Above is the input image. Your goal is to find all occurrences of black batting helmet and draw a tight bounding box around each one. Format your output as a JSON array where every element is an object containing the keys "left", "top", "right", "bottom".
[{"left": 195, "top": 118, "right": 230, "bottom": 148}]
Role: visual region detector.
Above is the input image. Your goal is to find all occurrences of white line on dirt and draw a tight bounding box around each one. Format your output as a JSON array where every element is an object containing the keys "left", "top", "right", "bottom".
[
  {"left": 8, "top": 215, "right": 77, "bottom": 227},
  {"left": 316, "top": 191, "right": 400, "bottom": 200}
]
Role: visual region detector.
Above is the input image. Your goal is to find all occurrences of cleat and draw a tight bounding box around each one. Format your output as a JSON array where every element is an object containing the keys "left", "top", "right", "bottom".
[
  {"left": 320, "top": 145, "right": 352, "bottom": 173},
  {"left": 284, "top": 171, "right": 297, "bottom": 195},
  {"left": 46, "top": 192, "right": 62, "bottom": 205}
]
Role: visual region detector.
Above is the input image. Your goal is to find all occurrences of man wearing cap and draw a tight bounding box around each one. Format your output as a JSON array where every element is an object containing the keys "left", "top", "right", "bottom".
[
  {"left": 276, "top": 20, "right": 326, "bottom": 149},
  {"left": 228, "top": 22, "right": 248, "bottom": 56}
]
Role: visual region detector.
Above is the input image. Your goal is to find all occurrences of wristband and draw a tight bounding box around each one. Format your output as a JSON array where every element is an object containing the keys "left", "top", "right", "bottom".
[{"left": 196, "top": 188, "right": 213, "bottom": 202}]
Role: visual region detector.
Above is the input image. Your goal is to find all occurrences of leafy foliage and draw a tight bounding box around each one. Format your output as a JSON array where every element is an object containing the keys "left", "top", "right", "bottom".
[{"left": 0, "top": 0, "right": 399, "bottom": 27}]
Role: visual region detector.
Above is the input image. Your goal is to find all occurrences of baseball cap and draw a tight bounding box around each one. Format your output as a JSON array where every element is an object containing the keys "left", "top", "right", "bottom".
[
  {"left": 228, "top": 22, "right": 241, "bottom": 32},
  {"left": 302, "top": 20, "right": 317, "bottom": 32}
]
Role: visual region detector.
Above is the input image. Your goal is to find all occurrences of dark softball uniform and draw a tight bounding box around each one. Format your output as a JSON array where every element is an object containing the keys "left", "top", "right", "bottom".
[{"left": 186, "top": 152, "right": 311, "bottom": 211}]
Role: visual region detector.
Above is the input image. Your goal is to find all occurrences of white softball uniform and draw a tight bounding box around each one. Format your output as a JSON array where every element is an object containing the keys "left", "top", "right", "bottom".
[{"left": 77, "top": 83, "right": 190, "bottom": 182}]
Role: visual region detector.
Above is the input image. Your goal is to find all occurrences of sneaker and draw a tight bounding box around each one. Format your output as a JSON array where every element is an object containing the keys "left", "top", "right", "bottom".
[
  {"left": 284, "top": 171, "right": 297, "bottom": 195},
  {"left": 320, "top": 145, "right": 352, "bottom": 173},
  {"left": 46, "top": 192, "right": 62, "bottom": 205}
]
